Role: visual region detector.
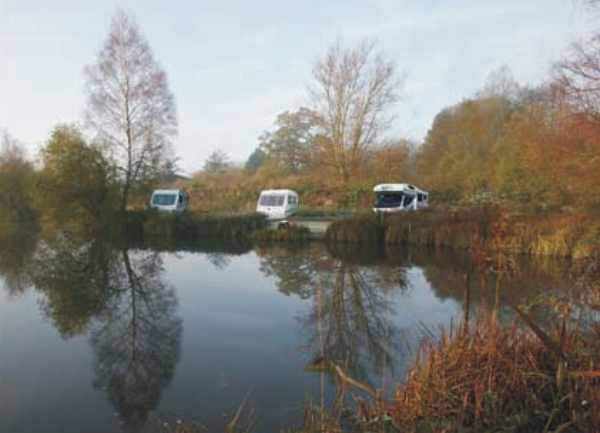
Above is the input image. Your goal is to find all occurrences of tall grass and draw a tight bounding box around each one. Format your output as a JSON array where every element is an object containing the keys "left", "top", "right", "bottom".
[
  {"left": 326, "top": 207, "right": 600, "bottom": 259},
  {"left": 391, "top": 315, "right": 600, "bottom": 432},
  {"left": 325, "top": 213, "right": 384, "bottom": 244},
  {"left": 125, "top": 210, "right": 267, "bottom": 242}
]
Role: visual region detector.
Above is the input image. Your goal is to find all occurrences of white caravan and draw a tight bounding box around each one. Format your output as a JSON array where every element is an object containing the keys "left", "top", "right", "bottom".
[
  {"left": 373, "top": 183, "right": 428, "bottom": 213},
  {"left": 256, "top": 189, "right": 299, "bottom": 220},
  {"left": 149, "top": 189, "right": 189, "bottom": 212}
]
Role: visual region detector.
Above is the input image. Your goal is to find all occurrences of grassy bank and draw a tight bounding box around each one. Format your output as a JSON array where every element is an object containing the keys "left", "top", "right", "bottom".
[
  {"left": 326, "top": 207, "right": 600, "bottom": 258},
  {"left": 125, "top": 210, "right": 268, "bottom": 243}
]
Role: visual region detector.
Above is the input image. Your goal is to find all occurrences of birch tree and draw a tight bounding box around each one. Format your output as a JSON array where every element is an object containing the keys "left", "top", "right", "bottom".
[
  {"left": 84, "top": 10, "right": 177, "bottom": 212},
  {"left": 309, "top": 40, "right": 402, "bottom": 182}
]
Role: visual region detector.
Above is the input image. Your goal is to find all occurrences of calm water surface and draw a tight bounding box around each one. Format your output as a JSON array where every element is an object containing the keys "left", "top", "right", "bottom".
[{"left": 0, "top": 232, "right": 573, "bottom": 433}]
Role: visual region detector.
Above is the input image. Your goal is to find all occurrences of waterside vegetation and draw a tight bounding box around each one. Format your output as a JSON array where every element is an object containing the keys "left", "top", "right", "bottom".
[{"left": 326, "top": 207, "right": 600, "bottom": 259}]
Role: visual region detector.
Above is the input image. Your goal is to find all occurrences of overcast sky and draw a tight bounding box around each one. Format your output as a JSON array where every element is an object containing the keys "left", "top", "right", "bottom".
[{"left": 0, "top": 0, "right": 594, "bottom": 174}]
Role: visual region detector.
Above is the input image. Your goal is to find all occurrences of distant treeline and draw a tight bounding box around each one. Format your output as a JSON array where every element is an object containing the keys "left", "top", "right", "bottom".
[
  {"left": 3, "top": 7, "right": 600, "bottom": 232},
  {"left": 184, "top": 63, "right": 600, "bottom": 213}
]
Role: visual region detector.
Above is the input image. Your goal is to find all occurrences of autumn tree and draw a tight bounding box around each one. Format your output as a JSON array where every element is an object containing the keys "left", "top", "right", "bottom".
[
  {"left": 38, "top": 125, "right": 116, "bottom": 229},
  {"left": 415, "top": 95, "right": 516, "bottom": 200},
  {"left": 371, "top": 139, "right": 413, "bottom": 183},
  {"left": 84, "top": 9, "right": 177, "bottom": 212},
  {"left": 550, "top": 18, "right": 600, "bottom": 206},
  {"left": 258, "top": 107, "right": 319, "bottom": 173},
  {"left": 309, "top": 39, "right": 402, "bottom": 183}
]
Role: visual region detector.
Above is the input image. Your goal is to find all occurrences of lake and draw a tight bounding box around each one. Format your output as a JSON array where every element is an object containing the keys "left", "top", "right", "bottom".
[{"left": 0, "top": 231, "right": 574, "bottom": 433}]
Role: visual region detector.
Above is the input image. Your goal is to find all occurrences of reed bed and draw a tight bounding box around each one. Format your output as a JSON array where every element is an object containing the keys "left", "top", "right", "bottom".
[
  {"left": 126, "top": 210, "right": 268, "bottom": 242},
  {"left": 391, "top": 316, "right": 600, "bottom": 433},
  {"left": 154, "top": 312, "right": 599, "bottom": 433},
  {"left": 326, "top": 207, "right": 600, "bottom": 258},
  {"left": 325, "top": 213, "right": 384, "bottom": 244}
]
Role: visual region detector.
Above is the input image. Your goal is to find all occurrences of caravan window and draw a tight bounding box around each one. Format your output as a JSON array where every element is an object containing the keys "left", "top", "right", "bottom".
[
  {"left": 288, "top": 195, "right": 297, "bottom": 205},
  {"left": 152, "top": 194, "right": 177, "bottom": 206},
  {"left": 375, "top": 192, "right": 404, "bottom": 208},
  {"left": 403, "top": 195, "right": 415, "bottom": 207},
  {"left": 260, "top": 195, "right": 285, "bottom": 206}
]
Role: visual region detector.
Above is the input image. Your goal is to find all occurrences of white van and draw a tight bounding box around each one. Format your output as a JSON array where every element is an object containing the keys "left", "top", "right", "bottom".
[
  {"left": 256, "top": 189, "right": 299, "bottom": 220},
  {"left": 149, "top": 189, "right": 189, "bottom": 212},
  {"left": 373, "top": 183, "right": 428, "bottom": 213}
]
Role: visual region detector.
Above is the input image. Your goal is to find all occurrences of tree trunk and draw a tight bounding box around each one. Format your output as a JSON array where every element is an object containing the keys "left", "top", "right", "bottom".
[{"left": 120, "top": 180, "right": 130, "bottom": 213}]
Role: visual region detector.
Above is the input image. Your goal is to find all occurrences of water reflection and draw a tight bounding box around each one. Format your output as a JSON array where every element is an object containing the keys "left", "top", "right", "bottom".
[
  {"left": 0, "top": 228, "right": 581, "bottom": 433},
  {"left": 91, "top": 249, "right": 182, "bottom": 433},
  {"left": 0, "top": 224, "right": 38, "bottom": 297},
  {"left": 257, "top": 244, "right": 410, "bottom": 388},
  {"left": 23, "top": 233, "right": 183, "bottom": 432},
  {"left": 32, "top": 235, "right": 119, "bottom": 337},
  {"left": 257, "top": 243, "right": 575, "bottom": 392}
]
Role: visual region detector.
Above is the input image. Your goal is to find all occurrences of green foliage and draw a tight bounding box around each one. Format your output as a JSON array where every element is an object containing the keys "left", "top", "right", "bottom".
[
  {"left": 32, "top": 235, "right": 117, "bottom": 337},
  {"left": 416, "top": 96, "right": 516, "bottom": 200},
  {"left": 0, "top": 132, "right": 36, "bottom": 225},
  {"left": 138, "top": 210, "right": 267, "bottom": 242},
  {"left": 37, "top": 124, "right": 117, "bottom": 232},
  {"left": 0, "top": 223, "right": 38, "bottom": 296}
]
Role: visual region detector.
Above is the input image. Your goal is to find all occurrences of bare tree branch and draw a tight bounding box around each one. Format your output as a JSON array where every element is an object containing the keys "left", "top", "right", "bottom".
[
  {"left": 84, "top": 9, "right": 177, "bottom": 211},
  {"left": 309, "top": 39, "right": 403, "bottom": 183}
]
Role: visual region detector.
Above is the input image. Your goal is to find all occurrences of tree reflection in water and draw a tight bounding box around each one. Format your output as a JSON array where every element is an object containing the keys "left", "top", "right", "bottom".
[
  {"left": 31, "top": 234, "right": 119, "bottom": 337},
  {"left": 90, "top": 249, "right": 182, "bottom": 433},
  {"left": 257, "top": 244, "right": 411, "bottom": 391},
  {"left": 25, "top": 232, "right": 182, "bottom": 433},
  {"left": 0, "top": 226, "right": 579, "bottom": 431},
  {"left": 0, "top": 225, "right": 38, "bottom": 297}
]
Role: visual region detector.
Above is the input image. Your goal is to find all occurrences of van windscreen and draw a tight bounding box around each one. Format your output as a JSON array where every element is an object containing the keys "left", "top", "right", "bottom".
[
  {"left": 152, "top": 194, "right": 177, "bottom": 206},
  {"left": 375, "top": 192, "right": 404, "bottom": 208},
  {"left": 259, "top": 195, "right": 285, "bottom": 206}
]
